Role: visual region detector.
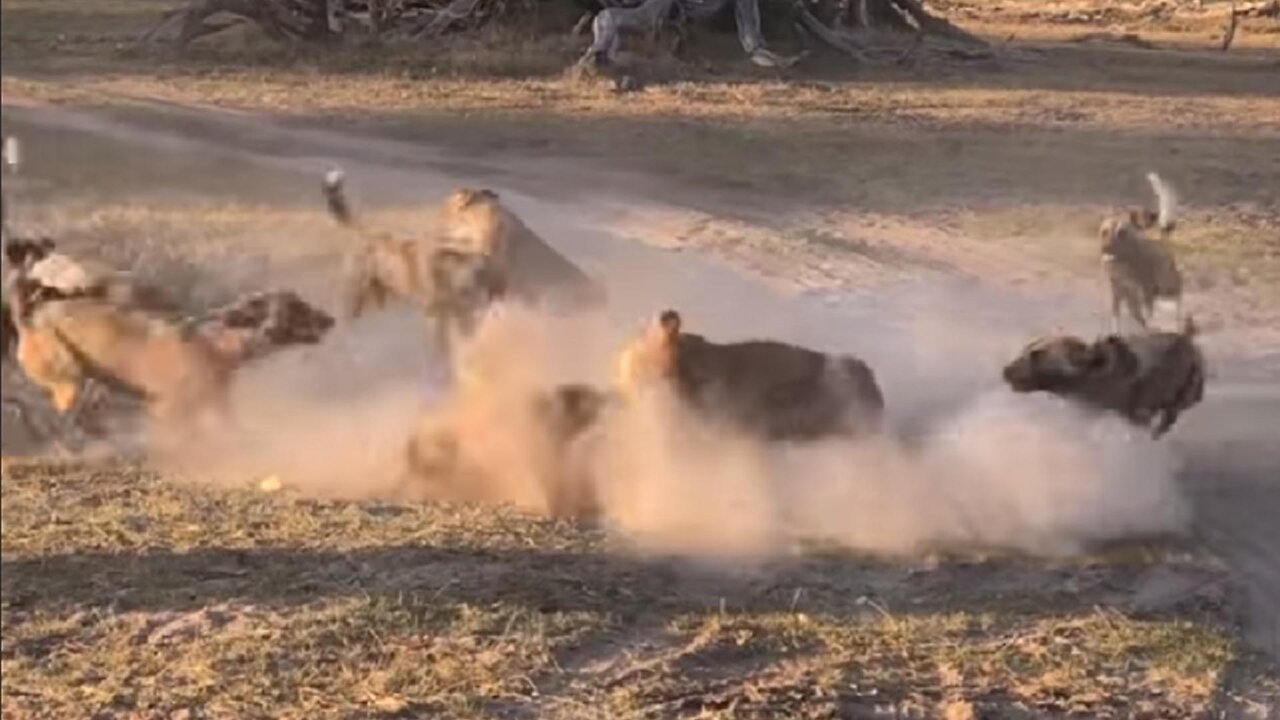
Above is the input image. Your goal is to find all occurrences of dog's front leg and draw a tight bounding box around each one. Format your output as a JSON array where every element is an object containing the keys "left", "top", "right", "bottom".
[{"left": 1126, "top": 294, "right": 1149, "bottom": 332}]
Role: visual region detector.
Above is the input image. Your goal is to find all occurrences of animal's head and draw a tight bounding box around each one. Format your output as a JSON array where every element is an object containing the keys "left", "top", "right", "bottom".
[
  {"left": 202, "top": 290, "right": 335, "bottom": 362},
  {"left": 615, "top": 309, "right": 681, "bottom": 394},
  {"left": 4, "top": 237, "right": 56, "bottom": 271},
  {"left": 2, "top": 272, "right": 76, "bottom": 323},
  {"left": 1127, "top": 207, "right": 1159, "bottom": 230},
  {"left": 1002, "top": 334, "right": 1103, "bottom": 392},
  {"left": 442, "top": 187, "right": 500, "bottom": 215},
  {"left": 1097, "top": 217, "right": 1121, "bottom": 247}
]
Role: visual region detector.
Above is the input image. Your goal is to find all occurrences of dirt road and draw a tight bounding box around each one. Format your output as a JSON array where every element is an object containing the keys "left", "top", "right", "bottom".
[{"left": 2, "top": 97, "right": 1277, "bottom": 662}]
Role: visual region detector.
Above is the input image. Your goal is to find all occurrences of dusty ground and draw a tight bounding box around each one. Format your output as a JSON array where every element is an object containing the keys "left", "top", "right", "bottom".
[{"left": 3, "top": 0, "right": 1280, "bottom": 717}]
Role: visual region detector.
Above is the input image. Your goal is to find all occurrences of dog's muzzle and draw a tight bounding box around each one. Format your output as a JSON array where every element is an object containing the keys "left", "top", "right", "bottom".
[{"left": 1002, "top": 362, "right": 1034, "bottom": 391}]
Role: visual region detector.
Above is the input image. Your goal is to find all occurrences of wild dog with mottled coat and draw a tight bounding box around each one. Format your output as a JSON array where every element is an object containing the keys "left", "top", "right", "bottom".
[
  {"left": 615, "top": 309, "right": 885, "bottom": 441},
  {"left": 321, "top": 168, "right": 508, "bottom": 360},
  {"left": 1002, "top": 317, "right": 1205, "bottom": 438},
  {"left": 7, "top": 276, "right": 334, "bottom": 440}
]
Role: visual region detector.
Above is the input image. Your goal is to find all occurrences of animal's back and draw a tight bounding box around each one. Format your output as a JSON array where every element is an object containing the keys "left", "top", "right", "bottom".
[
  {"left": 676, "top": 335, "right": 880, "bottom": 439},
  {"left": 506, "top": 221, "right": 602, "bottom": 308},
  {"left": 31, "top": 299, "right": 220, "bottom": 400},
  {"left": 682, "top": 336, "right": 825, "bottom": 387},
  {"left": 1130, "top": 331, "right": 1204, "bottom": 413},
  {"left": 456, "top": 194, "right": 602, "bottom": 309},
  {"left": 1103, "top": 224, "right": 1182, "bottom": 297},
  {"left": 834, "top": 355, "right": 885, "bottom": 414}
]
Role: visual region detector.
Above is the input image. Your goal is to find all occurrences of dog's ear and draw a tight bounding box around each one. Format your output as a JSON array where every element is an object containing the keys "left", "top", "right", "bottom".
[
  {"left": 1063, "top": 338, "right": 1094, "bottom": 373},
  {"left": 1089, "top": 337, "right": 1138, "bottom": 377},
  {"left": 454, "top": 188, "right": 497, "bottom": 209},
  {"left": 1098, "top": 218, "right": 1118, "bottom": 243}
]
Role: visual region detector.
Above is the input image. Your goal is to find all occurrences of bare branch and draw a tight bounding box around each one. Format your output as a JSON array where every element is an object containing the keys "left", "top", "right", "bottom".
[
  {"left": 412, "top": 0, "right": 485, "bottom": 37},
  {"left": 796, "top": 7, "right": 866, "bottom": 62},
  {"left": 1222, "top": 3, "right": 1239, "bottom": 51}
]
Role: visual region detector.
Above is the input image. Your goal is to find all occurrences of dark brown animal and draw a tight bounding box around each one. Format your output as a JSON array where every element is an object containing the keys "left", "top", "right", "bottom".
[
  {"left": 1002, "top": 317, "right": 1205, "bottom": 438},
  {"left": 615, "top": 309, "right": 885, "bottom": 441}
]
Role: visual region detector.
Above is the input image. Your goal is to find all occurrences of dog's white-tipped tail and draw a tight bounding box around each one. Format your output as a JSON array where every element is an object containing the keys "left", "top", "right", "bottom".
[
  {"left": 3, "top": 136, "right": 20, "bottom": 170},
  {"left": 323, "top": 166, "right": 345, "bottom": 190},
  {"left": 1146, "top": 171, "right": 1177, "bottom": 232},
  {"left": 321, "top": 166, "right": 354, "bottom": 227}
]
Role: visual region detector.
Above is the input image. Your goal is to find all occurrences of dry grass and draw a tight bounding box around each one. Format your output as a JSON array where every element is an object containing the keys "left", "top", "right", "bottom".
[{"left": 4, "top": 457, "right": 1271, "bottom": 719}]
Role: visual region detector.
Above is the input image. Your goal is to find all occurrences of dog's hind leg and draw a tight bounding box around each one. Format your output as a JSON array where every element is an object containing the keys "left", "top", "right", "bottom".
[
  {"left": 51, "top": 380, "right": 99, "bottom": 454},
  {"left": 1152, "top": 408, "right": 1179, "bottom": 438},
  {"left": 1124, "top": 291, "right": 1149, "bottom": 332}
]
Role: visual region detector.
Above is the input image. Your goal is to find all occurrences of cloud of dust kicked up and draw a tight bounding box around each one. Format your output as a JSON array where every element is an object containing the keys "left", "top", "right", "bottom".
[
  {"left": 590, "top": 374, "right": 1186, "bottom": 560},
  {"left": 151, "top": 308, "right": 436, "bottom": 499},
  {"left": 151, "top": 277, "right": 1189, "bottom": 561},
  {"left": 414, "top": 297, "right": 1188, "bottom": 560}
]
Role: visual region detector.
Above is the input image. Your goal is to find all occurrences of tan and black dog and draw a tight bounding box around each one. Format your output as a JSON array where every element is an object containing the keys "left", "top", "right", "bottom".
[
  {"left": 8, "top": 276, "right": 334, "bottom": 439},
  {"left": 1099, "top": 172, "right": 1183, "bottom": 333}
]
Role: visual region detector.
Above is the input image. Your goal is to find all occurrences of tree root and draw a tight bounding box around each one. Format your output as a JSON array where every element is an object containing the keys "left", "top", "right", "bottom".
[{"left": 136, "top": 0, "right": 331, "bottom": 46}]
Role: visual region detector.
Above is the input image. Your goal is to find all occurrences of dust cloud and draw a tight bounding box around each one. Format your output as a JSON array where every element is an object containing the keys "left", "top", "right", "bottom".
[
  {"left": 162, "top": 281, "right": 1193, "bottom": 561},
  {"left": 130, "top": 211, "right": 1189, "bottom": 561},
  {"left": 590, "top": 374, "right": 1186, "bottom": 561},
  {"left": 150, "top": 308, "right": 433, "bottom": 499}
]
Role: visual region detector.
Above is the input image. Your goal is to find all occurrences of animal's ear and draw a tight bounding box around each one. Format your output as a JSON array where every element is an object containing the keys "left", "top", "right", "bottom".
[
  {"left": 455, "top": 188, "right": 497, "bottom": 209},
  {"left": 1064, "top": 339, "right": 1093, "bottom": 371},
  {"left": 658, "top": 309, "right": 681, "bottom": 337},
  {"left": 39, "top": 238, "right": 56, "bottom": 252},
  {"left": 1091, "top": 337, "right": 1138, "bottom": 376}
]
